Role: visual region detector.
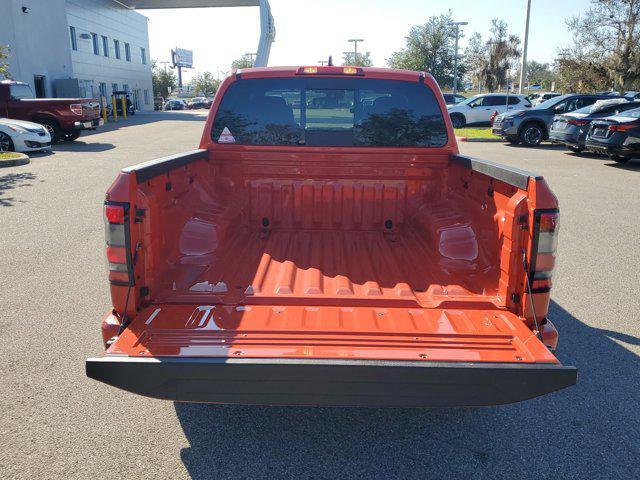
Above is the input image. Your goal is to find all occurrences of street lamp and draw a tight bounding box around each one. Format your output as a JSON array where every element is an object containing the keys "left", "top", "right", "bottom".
[{"left": 448, "top": 21, "right": 468, "bottom": 95}]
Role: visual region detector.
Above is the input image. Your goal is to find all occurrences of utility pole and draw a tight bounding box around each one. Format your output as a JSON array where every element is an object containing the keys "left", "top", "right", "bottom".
[
  {"left": 244, "top": 52, "right": 258, "bottom": 66},
  {"left": 348, "top": 38, "right": 364, "bottom": 60},
  {"left": 449, "top": 21, "right": 468, "bottom": 95},
  {"left": 518, "top": 0, "right": 532, "bottom": 94}
]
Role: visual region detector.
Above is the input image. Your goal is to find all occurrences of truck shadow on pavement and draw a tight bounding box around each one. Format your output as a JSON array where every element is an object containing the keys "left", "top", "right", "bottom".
[
  {"left": 565, "top": 151, "right": 640, "bottom": 171},
  {"left": 504, "top": 143, "right": 567, "bottom": 151},
  {"left": 174, "top": 300, "right": 640, "bottom": 480},
  {"left": 52, "top": 141, "right": 115, "bottom": 153},
  {"left": 0, "top": 172, "right": 37, "bottom": 207}
]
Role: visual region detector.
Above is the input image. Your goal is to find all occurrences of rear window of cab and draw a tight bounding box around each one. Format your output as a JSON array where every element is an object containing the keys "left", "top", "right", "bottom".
[{"left": 211, "top": 77, "right": 447, "bottom": 147}]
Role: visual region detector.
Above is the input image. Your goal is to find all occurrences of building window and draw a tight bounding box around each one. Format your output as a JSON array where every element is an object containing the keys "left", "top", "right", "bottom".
[
  {"left": 112, "top": 83, "right": 118, "bottom": 95},
  {"left": 114, "top": 40, "right": 120, "bottom": 59},
  {"left": 124, "top": 43, "right": 131, "bottom": 61},
  {"left": 91, "top": 33, "right": 99, "bottom": 55},
  {"left": 123, "top": 84, "right": 129, "bottom": 93},
  {"left": 99, "top": 82, "right": 107, "bottom": 99},
  {"left": 101, "top": 36, "right": 109, "bottom": 57},
  {"left": 144, "top": 89, "right": 150, "bottom": 105},
  {"left": 70, "top": 26, "right": 77, "bottom": 51},
  {"left": 141, "top": 47, "right": 147, "bottom": 65}
]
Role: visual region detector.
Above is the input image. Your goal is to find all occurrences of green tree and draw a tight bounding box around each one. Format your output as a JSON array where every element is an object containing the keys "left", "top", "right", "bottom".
[
  {"left": 480, "top": 19, "right": 521, "bottom": 92},
  {"left": 231, "top": 54, "right": 254, "bottom": 69},
  {"left": 563, "top": 0, "right": 640, "bottom": 93},
  {"left": 151, "top": 60, "right": 177, "bottom": 98},
  {"left": 464, "top": 32, "right": 486, "bottom": 90},
  {"left": 387, "top": 12, "right": 462, "bottom": 89},
  {"left": 341, "top": 51, "right": 373, "bottom": 67},
  {"left": 190, "top": 71, "right": 221, "bottom": 96},
  {"left": 526, "top": 60, "right": 554, "bottom": 89},
  {"left": 0, "top": 45, "right": 10, "bottom": 79},
  {"left": 553, "top": 52, "right": 610, "bottom": 93}
]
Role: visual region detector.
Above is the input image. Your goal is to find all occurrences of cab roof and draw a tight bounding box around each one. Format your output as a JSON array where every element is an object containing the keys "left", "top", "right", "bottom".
[{"left": 234, "top": 66, "right": 433, "bottom": 84}]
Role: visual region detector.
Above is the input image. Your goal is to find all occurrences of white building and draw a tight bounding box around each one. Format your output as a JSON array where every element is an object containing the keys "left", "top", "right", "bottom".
[{"left": 0, "top": 0, "right": 154, "bottom": 111}]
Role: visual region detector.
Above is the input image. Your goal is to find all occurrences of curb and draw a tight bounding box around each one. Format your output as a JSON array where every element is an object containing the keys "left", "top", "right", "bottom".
[
  {"left": 456, "top": 136, "right": 504, "bottom": 143},
  {"left": 0, "top": 152, "right": 30, "bottom": 168}
]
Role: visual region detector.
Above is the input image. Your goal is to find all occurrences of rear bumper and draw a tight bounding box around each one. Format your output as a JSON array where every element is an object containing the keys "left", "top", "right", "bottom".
[
  {"left": 549, "top": 130, "right": 582, "bottom": 146},
  {"left": 86, "top": 356, "right": 577, "bottom": 407},
  {"left": 585, "top": 141, "right": 629, "bottom": 156}
]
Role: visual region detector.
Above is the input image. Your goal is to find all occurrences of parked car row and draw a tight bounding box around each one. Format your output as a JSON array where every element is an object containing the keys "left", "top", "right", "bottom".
[
  {"left": 492, "top": 93, "right": 627, "bottom": 146},
  {"left": 560, "top": 104, "right": 640, "bottom": 163},
  {"left": 161, "top": 97, "right": 213, "bottom": 111},
  {"left": 548, "top": 99, "right": 640, "bottom": 153},
  {"left": 489, "top": 93, "right": 640, "bottom": 162}
]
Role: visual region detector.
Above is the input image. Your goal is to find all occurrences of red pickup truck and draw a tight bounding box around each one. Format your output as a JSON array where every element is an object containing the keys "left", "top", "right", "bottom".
[
  {"left": 0, "top": 80, "right": 102, "bottom": 143},
  {"left": 86, "top": 67, "right": 576, "bottom": 407}
]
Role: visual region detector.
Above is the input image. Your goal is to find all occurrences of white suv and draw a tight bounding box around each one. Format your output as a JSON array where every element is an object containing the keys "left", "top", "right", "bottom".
[{"left": 447, "top": 93, "right": 530, "bottom": 128}]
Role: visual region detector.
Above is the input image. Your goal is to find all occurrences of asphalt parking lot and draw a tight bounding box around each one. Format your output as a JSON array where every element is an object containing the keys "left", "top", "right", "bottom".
[{"left": 1, "top": 112, "right": 639, "bottom": 479}]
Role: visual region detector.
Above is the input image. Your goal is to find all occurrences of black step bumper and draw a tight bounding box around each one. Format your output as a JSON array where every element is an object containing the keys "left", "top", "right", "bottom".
[{"left": 86, "top": 356, "right": 577, "bottom": 407}]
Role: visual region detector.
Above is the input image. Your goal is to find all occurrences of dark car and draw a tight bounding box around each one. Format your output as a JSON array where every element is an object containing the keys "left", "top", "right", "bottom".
[
  {"left": 163, "top": 99, "right": 186, "bottom": 111},
  {"left": 493, "top": 94, "right": 622, "bottom": 146},
  {"left": 549, "top": 99, "right": 640, "bottom": 152},
  {"left": 443, "top": 93, "right": 466, "bottom": 105},
  {"left": 186, "top": 97, "right": 212, "bottom": 110},
  {"left": 584, "top": 107, "right": 640, "bottom": 163}
]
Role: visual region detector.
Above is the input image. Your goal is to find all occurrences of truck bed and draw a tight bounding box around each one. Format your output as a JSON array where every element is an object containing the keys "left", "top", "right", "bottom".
[
  {"left": 87, "top": 68, "right": 577, "bottom": 407},
  {"left": 154, "top": 225, "right": 498, "bottom": 308}
]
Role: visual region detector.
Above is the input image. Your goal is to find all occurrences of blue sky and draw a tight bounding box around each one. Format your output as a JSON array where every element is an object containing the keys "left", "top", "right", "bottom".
[{"left": 144, "top": 0, "right": 592, "bottom": 81}]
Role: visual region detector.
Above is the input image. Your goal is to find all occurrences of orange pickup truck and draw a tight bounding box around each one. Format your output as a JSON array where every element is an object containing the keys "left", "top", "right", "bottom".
[{"left": 86, "top": 67, "right": 576, "bottom": 407}]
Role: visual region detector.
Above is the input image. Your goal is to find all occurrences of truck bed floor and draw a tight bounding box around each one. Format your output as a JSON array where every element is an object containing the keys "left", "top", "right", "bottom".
[{"left": 156, "top": 226, "right": 499, "bottom": 308}]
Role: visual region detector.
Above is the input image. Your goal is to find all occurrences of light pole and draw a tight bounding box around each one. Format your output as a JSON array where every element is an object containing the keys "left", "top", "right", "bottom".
[
  {"left": 518, "top": 0, "right": 532, "bottom": 94},
  {"left": 318, "top": 60, "right": 328, "bottom": 66},
  {"left": 449, "top": 21, "right": 468, "bottom": 95}
]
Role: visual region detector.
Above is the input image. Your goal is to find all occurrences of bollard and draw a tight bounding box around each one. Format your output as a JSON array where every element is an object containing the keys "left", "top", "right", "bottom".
[
  {"left": 121, "top": 97, "right": 127, "bottom": 120},
  {"left": 102, "top": 105, "right": 107, "bottom": 124},
  {"left": 111, "top": 96, "right": 118, "bottom": 121}
]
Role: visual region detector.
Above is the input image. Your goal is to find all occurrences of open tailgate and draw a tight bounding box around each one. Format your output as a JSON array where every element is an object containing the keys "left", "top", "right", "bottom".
[{"left": 86, "top": 305, "right": 576, "bottom": 407}]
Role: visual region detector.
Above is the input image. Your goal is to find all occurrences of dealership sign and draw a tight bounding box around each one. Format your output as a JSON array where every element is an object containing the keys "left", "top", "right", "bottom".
[{"left": 172, "top": 48, "right": 193, "bottom": 68}]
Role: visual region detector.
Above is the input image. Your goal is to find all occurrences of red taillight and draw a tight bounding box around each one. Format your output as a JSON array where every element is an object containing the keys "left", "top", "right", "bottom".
[
  {"left": 70, "top": 103, "right": 83, "bottom": 115},
  {"left": 106, "top": 246, "right": 127, "bottom": 264},
  {"left": 567, "top": 119, "right": 589, "bottom": 126},
  {"left": 108, "top": 271, "right": 130, "bottom": 283},
  {"left": 104, "top": 203, "right": 131, "bottom": 284},
  {"left": 531, "top": 210, "right": 559, "bottom": 292},
  {"left": 105, "top": 204, "right": 125, "bottom": 224},
  {"left": 608, "top": 123, "right": 638, "bottom": 132}
]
